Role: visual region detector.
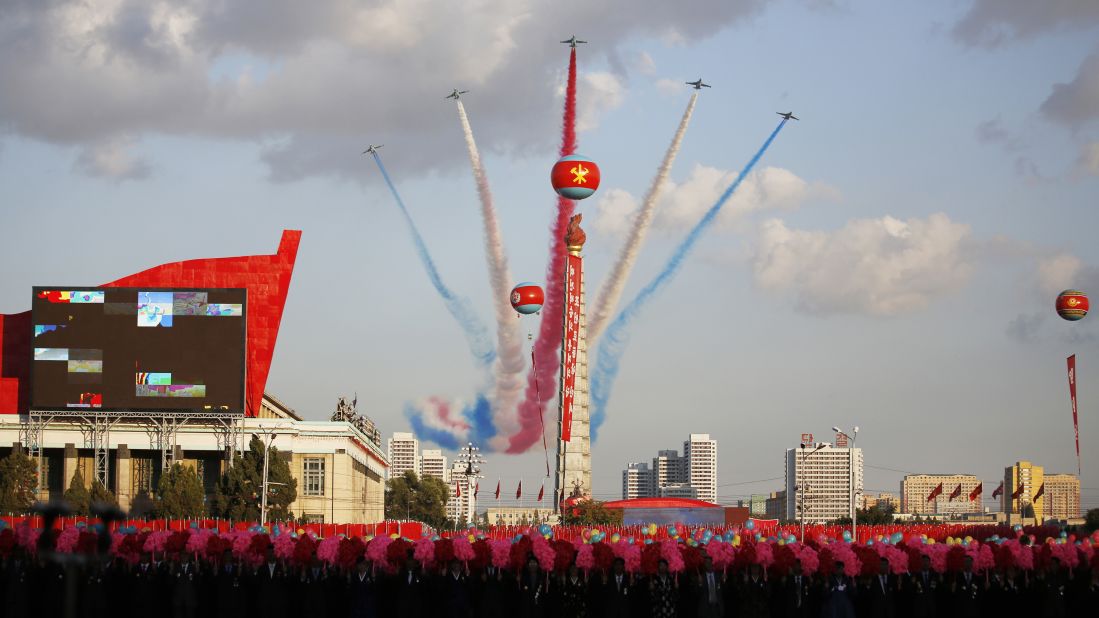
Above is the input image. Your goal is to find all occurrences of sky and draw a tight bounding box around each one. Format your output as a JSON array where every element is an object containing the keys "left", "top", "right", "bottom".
[{"left": 2, "top": 0, "right": 1099, "bottom": 511}]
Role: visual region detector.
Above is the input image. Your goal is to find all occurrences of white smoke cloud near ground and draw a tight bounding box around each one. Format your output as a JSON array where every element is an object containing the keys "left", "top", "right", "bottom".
[
  {"left": 588, "top": 92, "right": 697, "bottom": 340},
  {"left": 750, "top": 213, "right": 975, "bottom": 316},
  {"left": 455, "top": 99, "right": 524, "bottom": 450}
]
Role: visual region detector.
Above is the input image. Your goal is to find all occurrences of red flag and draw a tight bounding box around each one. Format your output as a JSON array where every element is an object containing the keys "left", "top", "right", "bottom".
[
  {"left": 1011, "top": 483, "right": 1024, "bottom": 499},
  {"left": 537, "top": 482, "right": 544, "bottom": 502},
  {"left": 455, "top": 479, "right": 461, "bottom": 498},
  {"left": 991, "top": 482, "right": 1004, "bottom": 498},
  {"left": 926, "top": 483, "right": 943, "bottom": 502},
  {"left": 969, "top": 483, "right": 983, "bottom": 502},
  {"left": 949, "top": 484, "right": 962, "bottom": 501},
  {"left": 474, "top": 482, "right": 479, "bottom": 499},
  {"left": 1034, "top": 483, "right": 1045, "bottom": 501},
  {"left": 1069, "top": 355, "right": 1081, "bottom": 476},
  {"left": 516, "top": 480, "right": 522, "bottom": 500},
  {"left": 495, "top": 480, "right": 500, "bottom": 500}
]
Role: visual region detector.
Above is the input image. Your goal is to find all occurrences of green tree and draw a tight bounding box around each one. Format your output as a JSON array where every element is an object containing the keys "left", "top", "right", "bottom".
[
  {"left": 155, "top": 463, "right": 206, "bottom": 518},
  {"left": 384, "top": 471, "right": 451, "bottom": 529},
  {"left": 89, "top": 478, "right": 117, "bottom": 509},
  {"left": 0, "top": 449, "right": 38, "bottom": 514},
  {"left": 210, "top": 435, "right": 297, "bottom": 521},
  {"left": 64, "top": 469, "right": 90, "bottom": 515},
  {"left": 560, "top": 500, "right": 624, "bottom": 526},
  {"left": 1084, "top": 508, "right": 1099, "bottom": 533}
]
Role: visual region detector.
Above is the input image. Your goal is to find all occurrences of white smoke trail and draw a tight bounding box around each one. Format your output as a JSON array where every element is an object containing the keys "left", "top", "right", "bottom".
[
  {"left": 588, "top": 92, "right": 698, "bottom": 340},
  {"left": 456, "top": 100, "right": 525, "bottom": 451}
]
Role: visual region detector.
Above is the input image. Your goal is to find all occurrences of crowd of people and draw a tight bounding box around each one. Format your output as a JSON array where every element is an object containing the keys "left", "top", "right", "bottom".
[{"left": 2, "top": 542, "right": 1098, "bottom": 618}]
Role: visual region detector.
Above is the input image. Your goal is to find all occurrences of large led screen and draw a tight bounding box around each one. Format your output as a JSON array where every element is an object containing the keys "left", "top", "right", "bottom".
[{"left": 31, "top": 288, "right": 246, "bottom": 413}]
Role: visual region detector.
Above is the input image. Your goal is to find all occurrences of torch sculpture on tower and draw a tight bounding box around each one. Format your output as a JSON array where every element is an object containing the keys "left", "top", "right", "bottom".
[{"left": 555, "top": 214, "right": 593, "bottom": 512}]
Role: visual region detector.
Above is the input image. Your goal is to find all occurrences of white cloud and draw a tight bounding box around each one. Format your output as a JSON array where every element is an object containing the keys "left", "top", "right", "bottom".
[
  {"left": 655, "top": 78, "right": 683, "bottom": 96},
  {"left": 1076, "top": 142, "right": 1099, "bottom": 176},
  {"left": 750, "top": 213, "right": 974, "bottom": 316},
  {"left": 73, "top": 137, "right": 151, "bottom": 181},
  {"left": 1037, "top": 253, "right": 1084, "bottom": 296},
  {"left": 571, "top": 72, "right": 626, "bottom": 133},
  {"left": 953, "top": 0, "right": 1099, "bottom": 47},
  {"left": 1040, "top": 45, "right": 1099, "bottom": 129},
  {"left": 633, "top": 51, "right": 657, "bottom": 76},
  {"left": 591, "top": 188, "right": 639, "bottom": 237}
]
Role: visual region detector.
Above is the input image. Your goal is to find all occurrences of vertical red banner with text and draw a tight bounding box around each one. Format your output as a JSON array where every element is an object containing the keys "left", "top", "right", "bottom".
[
  {"left": 1068, "top": 354, "right": 1080, "bottom": 475},
  {"left": 561, "top": 254, "right": 582, "bottom": 442}
]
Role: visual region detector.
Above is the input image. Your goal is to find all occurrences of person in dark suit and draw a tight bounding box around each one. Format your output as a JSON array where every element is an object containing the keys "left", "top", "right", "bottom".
[
  {"left": 348, "top": 556, "right": 379, "bottom": 618},
  {"left": 908, "top": 554, "right": 940, "bottom": 618},
  {"left": 129, "top": 551, "right": 165, "bottom": 618},
  {"left": 775, "top": 558, "right": 813, "bottom": 618},
  {"left": 170, "top": 550, "right": 201, "bottom": 618},
  {"left": 517, "top": 555, "right": 548, "bottom": 618},
  {"left": 950, "top": 555, "right": 981, "bottom": 618},
  {"left": 1, "top": 546, "right": 33, "bottom": 618},
  {"left": 737, "top": 562, "right": 771, "bottom": 618},
  {"left": 602, "top": 557, "right": 634, "bottom": 618},
  {"left": 476, "top": 564, "right": 508, "bottom": 618},
  {"left": 695, "top": 554, "right": 725, "bottom": 618},
  {"left": 862, "top": 557, "right": 898, "bottom": 618},
  {"left": 557, "top": 563, "right": 590, "bottom": 618},
  {"left": 252, "top": 545, "right": 288, "bottom": 618},
  {"left": 820, "top": 560, "right": 856, "bottom": 618},
  {"left": 295, "top": 553, "right": 331, "bottom": 617},
  {"left": 648, "top": 558, "right": 677, "bottom": 618},
  {"left": 213, "top": 549, "right": 248, "bottom": 618},
  {"left": 393, "top": 555, "right": 428, "bottom": 618},
  {"left": 437, "top": 558, "right": 473, "bottom": 618}
]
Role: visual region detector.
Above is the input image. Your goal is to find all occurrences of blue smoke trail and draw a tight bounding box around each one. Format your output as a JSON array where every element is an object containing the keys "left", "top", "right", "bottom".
[
  {"left": 403, "top": 392, "right": 498, "bottom": 450},
  {"left": 406, "top": 406, "right": 461, "bottom": 450},
  {"left": 371, "top": 152, "right": 495, "bottom": 366},
  {"left": 590, "top": 120, "right": 789, "bottom": 439}
]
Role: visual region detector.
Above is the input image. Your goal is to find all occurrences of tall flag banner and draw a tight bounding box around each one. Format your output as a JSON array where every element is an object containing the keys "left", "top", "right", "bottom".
[
  {"left": 1034, "top": 483, "right": 1045, "bottom": 501},
  {"left": 537, "top": 482, "right": 545, "bottom": 502},
  {"left": 494, "top": 480, "right": 501, "bottom": 500},
  {"left": 1068, "top": 355, "right": 1081, "bottom": 475},
  {"left": 455, "top": 479, "right": 461, "bottom": 498},
  {"left": 969, "top": 482, "right": 983, "bottom": 502},
  {"left": 1012, "top": 483, "right": 1024, "bottom": 499},
  {"left": 991, "top": 481, "right": 1004, "bottom": 498},
  {"left": 949, "top": 484, "right": 962, "bottom": 501},
  {"left": 559, "top": 254, "right": 582, "bottom": 442},
  {"left": 516, "top": 480, "right": 522, "bottom": 500},
  {"left": 474, "top": 482, "right": 479, "bottom": 499},
  {"left": 927, "top": 483, "right": 944, "bottom": 502}
]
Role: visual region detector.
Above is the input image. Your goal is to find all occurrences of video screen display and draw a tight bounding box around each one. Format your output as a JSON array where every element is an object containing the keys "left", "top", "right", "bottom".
[{"left": 30, "top": 287, "right": 246, "bottom": 413}]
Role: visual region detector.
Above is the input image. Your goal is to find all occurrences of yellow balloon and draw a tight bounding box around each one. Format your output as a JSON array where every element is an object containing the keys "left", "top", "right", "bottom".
[
  {"left": 927, "top": 539, "right": 936, "bottom": 545},
  {"left": 468, "top": 534, "right": 475, "bottom": 543},
  {"left": 390, "top": 533, "right": 399, "bottom": 539}
]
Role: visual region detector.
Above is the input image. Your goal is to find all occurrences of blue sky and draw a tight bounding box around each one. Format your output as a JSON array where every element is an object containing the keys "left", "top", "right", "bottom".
[{"left": 2, "top": 0, "right": 1098, "bottom": 509}]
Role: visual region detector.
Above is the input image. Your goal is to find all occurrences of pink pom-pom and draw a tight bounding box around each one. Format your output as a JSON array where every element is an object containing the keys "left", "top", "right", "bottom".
[
  {"left": 490, "top": 540, "right": 511, "bottom": 569},
  {"left": 613, "top": 542, "right": 642, "bottom": 574},
  {"left": 414, "top": 537, "right": 435, "bottom": 568},
  {"left": 144, "top": 530, "right": 171, "bottom": 554},
  {"left": 55, "top": 527, "right": 80, "bottom": 553},
  {"left": 821, "top": 542, "right": 862, "bottom": 577},
  {"left": 706, "top": 541, "right": 736, "bottom": 570},
  {"left": 15, "top": 524, "right": 40, "bottom": 553},
  {"left": 531, "top": 535, "right": 556, "bottom": 572},
  {"left": 795, "top": 545, "right": 820, "bottom": 575},
  {"left": 660, "top": 540, "right": 685, "bottom": 573},
  {"left": 317, "top": 536, "right": 340, "bottom": 565},
  {"left": 186, "top": 529, "right": 214, "bottom": 555},
  {"left": 875, "top": 544, "right": 908, "bottom": 575},
  {"left": 452, "top": 536, "right": 475, "bottom": 562},
  {"left": 1050, "top": 542, "right": 1079, "bottom": 569},
  {"left": 754, "top": 542, "right": 774, "bottom": 568},
  {"left": 273, "top": 533, "right": 296, "bottom": 561},
  {"left": 575, "top": 543, "right": 595, "bottom": 570},
  {"left": 366, "top": 535, "right": 392, "bottom": 565}
]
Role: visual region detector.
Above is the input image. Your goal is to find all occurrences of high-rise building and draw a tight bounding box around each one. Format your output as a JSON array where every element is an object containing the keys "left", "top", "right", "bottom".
[
  {"left": 387, "top": 432, "right": 420, "bottom": 480},
  {"left": 765, "top": 490, "right": 787, "bottom": 520},
  {"left": 785, "top": 443, "right": 863, "bottom": 524},
  {"left": 445, "top": 461, "right": 476, "bottom": 524},
  {"left": 1004, "top": 461, "right": 1045, "bottom": 521},
  {"left": 900, "top": 475, "right": 981, "bottom": 515},
  {"left": 420, "top": 449, "right": 448, "bottom": 482},
  {"left": 622, "top": 462, "right": 656, "bottom": 499},
  {"left": 685, "top": 434, "right": 718, "bottom": 504},
  {"left": 749, "top": 494, "right": 768, "bottom": 517},
  {"left": 659, "top": 484, "right": 698, "bottom": 499},
  {"left": 861, "top": 492, "right": 901, "bottom": 512},
  {"left": 1044, "top": 473, "right": 1081, "bottom": 521},
  {"left": 653, "top": 450, "right": 687, "bottom": 488}
]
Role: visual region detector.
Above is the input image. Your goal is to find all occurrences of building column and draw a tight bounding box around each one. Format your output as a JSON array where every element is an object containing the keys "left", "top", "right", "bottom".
[
  {"left": 115, "top": 445, "right": 132, "bottom": 511},
  {"left": 63, "top": 443, "right": 78, "bottom": 488}
]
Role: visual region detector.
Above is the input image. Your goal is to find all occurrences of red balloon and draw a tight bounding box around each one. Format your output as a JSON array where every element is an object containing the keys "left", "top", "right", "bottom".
[
  {"left": 1056, "top": 289, "right": 1089, "bottom": 321},
  {"left": 510, "top": 283, "right": 544, "bottom": 315},
  {"left": 550, "top": 155, "right": 600, "bottom": 200}
]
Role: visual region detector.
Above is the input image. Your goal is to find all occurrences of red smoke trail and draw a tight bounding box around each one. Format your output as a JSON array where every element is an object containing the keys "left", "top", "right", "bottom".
[{"left": 507, "top": 48, "right": 577, "bottom": 453}]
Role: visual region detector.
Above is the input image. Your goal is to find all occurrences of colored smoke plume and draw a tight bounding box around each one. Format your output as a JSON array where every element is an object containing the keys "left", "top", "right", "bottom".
[
  {"left": 508, "top": 48, "right": 578, "bottom": 453},
  {"left": 370, "top": 152, "right": 495, "bottom": 366},
  {"left": 590, "top": 120, "right": 790, "bottom": 438},
  {"left": 588, "top": 92, "right": 698, "bottom": 340},
  {"left": 455, "top": 100, "right": 524, "bottom": 450}
]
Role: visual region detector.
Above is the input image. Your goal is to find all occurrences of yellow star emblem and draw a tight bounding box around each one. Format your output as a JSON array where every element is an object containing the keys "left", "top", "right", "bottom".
[{"left": 570, "top": 163, "right": 589, "bottom": 185}]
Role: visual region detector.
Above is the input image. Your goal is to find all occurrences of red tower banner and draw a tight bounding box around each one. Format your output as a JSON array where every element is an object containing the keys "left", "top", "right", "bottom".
[
  {"left": 560, "top": 253, "right": 582, "bottom": 442},
  {"left": 1068, "top": 355, "right": 1081, "bottom": 475}
]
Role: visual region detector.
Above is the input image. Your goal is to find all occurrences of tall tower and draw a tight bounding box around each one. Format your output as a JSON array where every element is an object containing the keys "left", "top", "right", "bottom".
[{"left": 555, "top": 214, "right": 592, "bottom": 507}]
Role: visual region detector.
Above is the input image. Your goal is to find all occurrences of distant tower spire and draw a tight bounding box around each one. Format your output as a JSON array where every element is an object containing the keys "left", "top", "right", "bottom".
[{"left": 556, "top": 215, "right": 592, "bottom": 509}]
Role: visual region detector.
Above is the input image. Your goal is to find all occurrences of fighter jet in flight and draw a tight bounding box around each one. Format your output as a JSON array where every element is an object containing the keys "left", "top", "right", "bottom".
[
  {"left": 362, "top": 144, "right": 383, "bottom": 154},
  {"left": 686, "top": 79, "right": 711, "bottom": 90},
  {"left": 445, "top": 89, "right": 469, "bottom": 100},
  {"left": 776, "top": 111, "right": 799, "bottom": 121},
  {"left": 560, "top": 36, "right": 587, "bottom": 47}
]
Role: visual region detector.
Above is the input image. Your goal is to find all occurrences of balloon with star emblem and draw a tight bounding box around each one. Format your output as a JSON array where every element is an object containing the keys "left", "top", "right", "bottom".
[
  {"left": 551, "top": 154, "right": 601, "bottom": 200},
  {"left": 1056, "top": 289, "right": 1089, "bottom": 321}
]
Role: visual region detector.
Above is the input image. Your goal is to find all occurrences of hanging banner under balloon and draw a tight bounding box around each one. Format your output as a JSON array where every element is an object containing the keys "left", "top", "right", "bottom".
[
  {"left": 560, "top": 253, "right": 582, "bottom": 442},
  {"left": 1068, "top": 354, "right": 1081, "bottom": 476}
]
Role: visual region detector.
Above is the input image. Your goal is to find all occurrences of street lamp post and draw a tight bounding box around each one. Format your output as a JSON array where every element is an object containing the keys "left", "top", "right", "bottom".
[
  {"left": 799, "top": 442, "right": 826, "bottom": 542},
  {"left": 455, "top": 442, "right": 485, "bottom": 527},
  {"left": 257, "top": 425, "right": 290, "bottom": 527},
  {"left": 832, "top": 426, "right": 859, "bottom": 542}
]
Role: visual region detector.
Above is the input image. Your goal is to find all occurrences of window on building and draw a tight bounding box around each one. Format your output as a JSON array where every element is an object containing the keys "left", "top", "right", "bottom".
[
  {"left": 303, "top": 457, "right": 326, "bottom": 496},
  {"left": 302, "top": 513, "right": 325, "bottom": 524}
]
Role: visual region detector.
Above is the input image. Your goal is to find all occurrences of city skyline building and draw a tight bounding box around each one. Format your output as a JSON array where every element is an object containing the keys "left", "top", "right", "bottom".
[
  {"left": 619, "top": 435, "right": 718, "bottom": 502},
  {"left": 785, "top": 443, "right": 863, "bottom": 524},
  {"left": 1004, "top": 461, "right": 1044, "bottom": 522},
  {"left": 1044, "top": 473, "right": 1081, "bottom": 521},
  {"left": 420, "top": 449, "right": 448, "bottom": 482},
  {"left": 622, "top": 462, "right": 656, "bottom": 500},
  {"left": 685, "top": 433, "right": 717, "bottom": 504},
  {"left": 386, "top": 432, "right": 420, "bottom": 481},
  {"left": 901, "top": 474, "right": 982, "bottom": 516}
]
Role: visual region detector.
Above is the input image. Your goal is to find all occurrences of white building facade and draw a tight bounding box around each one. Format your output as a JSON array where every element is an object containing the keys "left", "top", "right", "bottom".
[
  {"left": 420, "top": 449, "right": 448, "bottom": 482},
  {"left": 387, "top": 432, "right": 420, "bottom": 480},
  {"left": 785, "top": 444, "right": 864, "bottom": 524},
  {"left": 622, "top": 462, "right": 656, "bottom": 499},
  {"left": 684, "top": 434, "right": 717, "bottom": 504}
]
